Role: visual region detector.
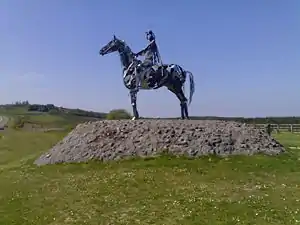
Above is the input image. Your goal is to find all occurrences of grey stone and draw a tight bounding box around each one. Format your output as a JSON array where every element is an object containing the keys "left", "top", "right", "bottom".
[{"left": 34, "top": 120, "right": 286, "bottom": 166}]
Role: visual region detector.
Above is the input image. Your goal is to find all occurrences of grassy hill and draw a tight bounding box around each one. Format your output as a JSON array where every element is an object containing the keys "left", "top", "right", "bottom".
[{"left": 0, "top": 104, "right": 107, "bottom": 130}]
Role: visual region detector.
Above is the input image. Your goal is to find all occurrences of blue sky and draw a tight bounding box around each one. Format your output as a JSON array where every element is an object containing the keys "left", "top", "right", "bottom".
[{"left": 0, "top": 0, "right": 299, "bottom": 117}]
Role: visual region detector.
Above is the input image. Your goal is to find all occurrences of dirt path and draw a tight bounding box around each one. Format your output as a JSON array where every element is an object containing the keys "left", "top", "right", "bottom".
[{"left": 0, "top": 116, "right": 8, "bottom": 129}]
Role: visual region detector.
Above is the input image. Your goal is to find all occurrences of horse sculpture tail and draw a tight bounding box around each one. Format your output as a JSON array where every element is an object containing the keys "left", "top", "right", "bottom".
[{"left": 185, "top": 71, "right": 195, "bottom": 106}]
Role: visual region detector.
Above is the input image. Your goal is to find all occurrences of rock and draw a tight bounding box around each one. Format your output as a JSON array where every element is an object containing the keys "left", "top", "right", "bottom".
[{"left": 34, "top": 120, "right": 286, "bottom": 166}]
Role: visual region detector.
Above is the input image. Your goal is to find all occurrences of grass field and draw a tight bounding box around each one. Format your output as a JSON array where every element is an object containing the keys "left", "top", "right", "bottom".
[{"left": 0, "top": 123, "right": 300, "bottom": 224}]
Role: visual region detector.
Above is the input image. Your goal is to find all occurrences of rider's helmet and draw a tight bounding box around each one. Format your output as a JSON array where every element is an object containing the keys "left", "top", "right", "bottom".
[{"left": 146, "top": 30, "right": 155, "bottom": 42}]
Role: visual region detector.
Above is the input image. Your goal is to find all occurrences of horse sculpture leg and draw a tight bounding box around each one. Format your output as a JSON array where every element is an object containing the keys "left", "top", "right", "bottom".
[
  {"left": 182, "top": 101, "right": 189, "bottom": 119},
  {"left": 165, "top": 67, "right": 194, "bottom": 120},
  {"left": 130, "top": 90, "right": 139, "bottom": 120},
  {"left": 179, "top": 94, "right": 189, "bottom": 120},
  {"left": 167, "top": 85, "right": 189, "bottom": 119}
]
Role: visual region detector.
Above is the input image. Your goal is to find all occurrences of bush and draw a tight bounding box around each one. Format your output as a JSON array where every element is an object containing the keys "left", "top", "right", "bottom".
[
  {"left": 106, "top": 109, "right": 131, "bottom": 120},
  {"left": 48, "top": 108, "right": 60, "bottom": 114},
  {"left": 11, "top": 116, "right": 26, "bottom": 129}
]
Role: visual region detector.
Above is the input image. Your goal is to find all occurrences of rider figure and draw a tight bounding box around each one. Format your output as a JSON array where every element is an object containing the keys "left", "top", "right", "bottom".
[
  {"left": 135, "top": 30, "right": 162, "bottom": 70},
  {"left": 134, "top": 30, "right": 163, "bottom": 89}
]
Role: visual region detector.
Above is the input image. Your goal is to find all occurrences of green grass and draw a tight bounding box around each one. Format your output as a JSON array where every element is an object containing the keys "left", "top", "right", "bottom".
[
  {"left": 0, "top": 130, "right": 300, "bottom": 224},
  {"left": 273, "top": 132, "right": 300, "bottom": 147}
]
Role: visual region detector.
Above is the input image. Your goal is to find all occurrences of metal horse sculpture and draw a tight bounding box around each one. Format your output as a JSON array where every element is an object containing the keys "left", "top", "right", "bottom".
[{"left": 99, "top": 35, "right": 195, "bottom": 120}]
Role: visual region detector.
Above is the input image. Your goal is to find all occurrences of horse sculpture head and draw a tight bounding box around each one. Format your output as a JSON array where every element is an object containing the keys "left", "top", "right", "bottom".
[
  {"left": 99, "top": 35, "right": 134, "bottom": 69},
  {"left": 99, "top": 35, "right": 121, "bottom": 56}
]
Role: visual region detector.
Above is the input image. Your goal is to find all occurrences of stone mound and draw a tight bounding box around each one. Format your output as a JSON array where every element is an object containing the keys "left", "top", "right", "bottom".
[{"left": 34, "top": 120, "right": 285, "bottom": 166}]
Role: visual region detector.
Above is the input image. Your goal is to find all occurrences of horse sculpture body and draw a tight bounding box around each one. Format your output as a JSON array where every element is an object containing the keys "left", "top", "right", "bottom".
[{"left": 99, "top": 35, "right": 195, "bottom": 120}]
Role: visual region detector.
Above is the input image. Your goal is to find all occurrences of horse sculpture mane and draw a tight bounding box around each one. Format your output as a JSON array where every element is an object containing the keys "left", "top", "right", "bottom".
[{"left": 114, "top": 38, "right": 135, "bottom": 70}]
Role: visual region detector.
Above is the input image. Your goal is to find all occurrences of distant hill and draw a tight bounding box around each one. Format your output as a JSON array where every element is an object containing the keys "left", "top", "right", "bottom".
[
  {"left": 0, "top": 102, "right": 108, "bottom": 129},
  {"left": 27, "top": 104, "right": 107, "bottom": 119},
  {"left": 0, "top": 102, "right": 107, "bottom": 119}
]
